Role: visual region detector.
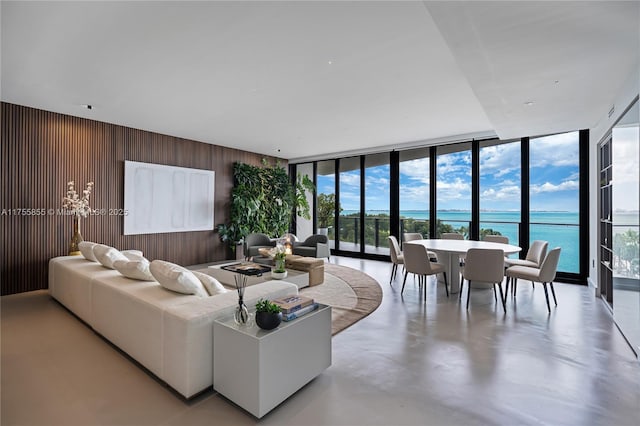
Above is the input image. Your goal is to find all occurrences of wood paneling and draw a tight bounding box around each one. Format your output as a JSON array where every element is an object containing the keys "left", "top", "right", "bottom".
[{"left": 1, "top": 102, "right": 283, "bottom": 295}]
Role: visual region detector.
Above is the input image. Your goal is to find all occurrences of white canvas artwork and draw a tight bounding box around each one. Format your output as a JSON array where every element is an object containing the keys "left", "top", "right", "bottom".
[{"left": 124, "top": 161, "right": 215, "bottom": 235}]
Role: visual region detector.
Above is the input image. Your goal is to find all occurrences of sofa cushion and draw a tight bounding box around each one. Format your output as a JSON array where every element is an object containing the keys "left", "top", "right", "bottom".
[
  {"left": 78, "top": 241, "right": 98, "bottom": 262},
  {"left": 192, "top": 271, "right": 228, "bottom": 296},
  {"left": 93, "top": 244, "right": 128, "bottom": 269},
  {"left": 114, "top": 259, "right": 155, "bottom": 281},
  {"left": 149, "top": 260, "right": 208, "bottom": 298}
]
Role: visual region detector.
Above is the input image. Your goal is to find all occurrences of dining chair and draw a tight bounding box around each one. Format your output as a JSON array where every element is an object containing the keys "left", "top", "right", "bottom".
[
  {"left": 403, "top": 232, "right": 438, "bottom": 262},
  {"left": 461, "top": 248, "right": 506, "bottom": 312},
  {"left": 388, "top": 236, "right": 404, "bottom": 285},
  {"left": 483, "top": 235, "right": 509, "bottom": 244},
  {"left": 504, "top": 240, "right": 548, "bottom": 295},
  {"left": 505, "top": 247, "right": 561, "bottom": 313},
  {"left": 441, "top": 232, "right": 464, "bottom": 240},
  {"left": 402, "top": 243, "right": 448, "bottom": 301}
]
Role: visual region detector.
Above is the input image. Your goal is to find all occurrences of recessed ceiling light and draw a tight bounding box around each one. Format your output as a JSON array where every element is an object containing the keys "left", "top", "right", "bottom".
[
  {"left": 524, "top": 101, "right": 534, "bottom": 106},
  {"left": 327, "top": 61, "right": 333, "bottom": 65}
]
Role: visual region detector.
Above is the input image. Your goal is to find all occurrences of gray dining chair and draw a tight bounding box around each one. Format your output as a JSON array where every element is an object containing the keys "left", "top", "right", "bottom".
[
  {"left": 505, "top": 247, "right": 561, "bottom": 313},
  {"left": 504, "top": 240, "right": 548, "bottom": 295},
  {"left": 461, "top": 248, "right": 506, "bottom": 312},
  {"left": 441, "top": 232, "right": 464, "bottom": 240},
  {"left": 402, "top": 243, "right": 448, "bottom": 301},
  {"left": 403, "top": 232, "right": 438, "bottom": 262},
  {"left": 388, "top": 236, "right": 404, "bottom": 285},
  {"left": 483, "top": 235, "right": 509, "bottom": 244}
]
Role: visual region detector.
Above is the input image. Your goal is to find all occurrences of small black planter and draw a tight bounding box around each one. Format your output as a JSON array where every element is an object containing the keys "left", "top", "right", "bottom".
[{"left": 255, "top": 311, "right": 282, "bottom": 330}]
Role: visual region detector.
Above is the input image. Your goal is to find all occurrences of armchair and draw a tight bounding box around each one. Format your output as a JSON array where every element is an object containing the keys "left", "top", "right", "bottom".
[
  {"left": 244, "top": 233, "right": 276, "bottom": 260},
  {"left": 293, "top": 234, "right": 330, "bottom": 260}
]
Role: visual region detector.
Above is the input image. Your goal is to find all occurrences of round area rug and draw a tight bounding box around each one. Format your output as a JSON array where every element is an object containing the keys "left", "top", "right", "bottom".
[{"left": 302, "top": 263, "right": 382, "bottom": 335}]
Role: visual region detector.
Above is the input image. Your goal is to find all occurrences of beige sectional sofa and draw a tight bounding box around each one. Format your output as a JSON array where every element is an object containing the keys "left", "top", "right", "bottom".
[{"left": 49, "top": 255, "right": 298, "bottom": 398}]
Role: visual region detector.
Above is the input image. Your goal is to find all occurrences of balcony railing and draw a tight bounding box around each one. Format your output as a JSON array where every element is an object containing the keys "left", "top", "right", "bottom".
[{"left": 324, "top": 216, "right": 582, "bottom": 273}]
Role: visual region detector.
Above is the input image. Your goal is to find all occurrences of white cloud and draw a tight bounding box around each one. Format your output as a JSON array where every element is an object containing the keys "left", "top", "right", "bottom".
[
  {"left": 530, "top": 180, "right": 579, "bottom": 193},
  {"left": 530, "top": 131, "right": 580, "bottom": 168}
]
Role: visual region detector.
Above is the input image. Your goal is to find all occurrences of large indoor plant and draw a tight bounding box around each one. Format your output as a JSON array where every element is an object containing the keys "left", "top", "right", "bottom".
[{"left": 217, "top": 160, "right": 314, "bottom": 256}]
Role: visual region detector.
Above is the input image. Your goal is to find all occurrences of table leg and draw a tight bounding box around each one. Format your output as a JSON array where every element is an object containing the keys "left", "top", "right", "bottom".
[{"left": 433, "top": 251, "right": 461, "bottom": 293}]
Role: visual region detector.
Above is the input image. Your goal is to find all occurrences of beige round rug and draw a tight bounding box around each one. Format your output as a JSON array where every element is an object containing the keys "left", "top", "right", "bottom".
[{"left": 301, "top": 263, "right": 383, "bottom": 335}]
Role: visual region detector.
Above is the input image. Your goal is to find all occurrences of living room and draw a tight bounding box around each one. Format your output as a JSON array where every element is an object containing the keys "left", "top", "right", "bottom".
[{"left": 2, "top": 2, "right": 639, "bottom": 425}]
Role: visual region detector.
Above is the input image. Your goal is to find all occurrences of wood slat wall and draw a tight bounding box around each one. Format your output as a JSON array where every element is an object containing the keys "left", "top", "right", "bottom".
[{"left": 1, "top": 102, "right": 283, "bottom": 295}]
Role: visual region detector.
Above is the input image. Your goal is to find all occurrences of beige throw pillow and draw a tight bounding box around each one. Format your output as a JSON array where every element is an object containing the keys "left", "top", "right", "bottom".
[
  {"left": 192, "top": 271, "right": 228, "bottom": 296},
  {"left": 149, "top": 260, "right": 208, "bottom": 298},
  {"left": 113, "top": 259, "right": 155, "bottom": 281}
]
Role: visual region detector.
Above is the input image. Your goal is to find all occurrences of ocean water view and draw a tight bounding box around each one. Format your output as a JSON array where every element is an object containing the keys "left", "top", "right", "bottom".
[{"left": 341, "top": 210, "right": 582, "bottom": 273}]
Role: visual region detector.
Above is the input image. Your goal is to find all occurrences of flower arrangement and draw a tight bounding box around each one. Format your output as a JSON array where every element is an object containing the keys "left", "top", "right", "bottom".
[
  {"left": 62, "top": 181, "right": 94, "bottom": 218},
  {"left": 268, "top": 245, "right": 287, "bottom": 273}
]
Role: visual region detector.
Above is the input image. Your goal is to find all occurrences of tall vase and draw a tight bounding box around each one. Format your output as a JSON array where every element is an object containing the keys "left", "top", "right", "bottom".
[{"left": 68, "top": 216, "right": 83, "bottom": 255}]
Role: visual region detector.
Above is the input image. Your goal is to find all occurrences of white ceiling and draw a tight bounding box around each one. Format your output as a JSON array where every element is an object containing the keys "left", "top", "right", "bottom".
[{"left": 2, "top": 1, "right": 638, "bottom": 162}]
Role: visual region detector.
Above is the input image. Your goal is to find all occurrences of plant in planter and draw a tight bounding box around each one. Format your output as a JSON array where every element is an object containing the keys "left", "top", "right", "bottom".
[
  {"left": 254, "top": 298, "right": 282, "bottom": 330},
  {"left": 217, "top": 160, "right": 315, "bottom": 259},
  {"left": 268, "top": 245, "right": 288, "bottom": 279}
]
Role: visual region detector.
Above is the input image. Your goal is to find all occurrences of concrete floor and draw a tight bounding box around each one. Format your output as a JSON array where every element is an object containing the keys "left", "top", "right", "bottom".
[{"left": 1, "top": 256, "right": 639, "bottom": 426}]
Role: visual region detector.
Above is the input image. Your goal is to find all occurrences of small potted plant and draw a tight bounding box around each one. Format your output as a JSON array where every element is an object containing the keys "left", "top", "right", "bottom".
[
  {"left": 269, "top": 245, "right": 288, "bottom": 279},
  {"left": 255, "top": 298, "right": 282, "bottom": 330}
]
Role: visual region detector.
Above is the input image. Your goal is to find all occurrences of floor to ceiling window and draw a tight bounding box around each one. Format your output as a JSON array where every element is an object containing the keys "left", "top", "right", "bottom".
[
  {"left": 399, "top": 148, "right": 430, "bottom": 239},
  {"left": 302, "top": 129, "right": 587, "bottom": 280},
  {"left": 529, "top": 131, "right": 580, "bottom": 273},
  {"left": 338, "top": 157, "right": 361, "bottom": 253},
  {"left": 316, "top": 160, "right": 336, "bottom": 249},
  {"left": 479, "top": 139, "right": 521, "bottom": 247},
  {"left": 436, "top": 142, "right": 472, "bottom": 237},
  {"left": 364, "top": 153, "right": 390, "bottom": 255}
]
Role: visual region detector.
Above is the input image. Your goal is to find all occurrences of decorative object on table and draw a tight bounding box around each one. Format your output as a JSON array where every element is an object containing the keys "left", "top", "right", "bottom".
[
  {"left": 254, "top": 298, "right": 282, "bottom": 330},
  {"left": 220, "top": 262, "right": 270, "bottom": 325},
  {"left": 268, "top": 245, "right": 288, "bottom": 279},
  {"left": 281, "top": 302, "right": 319, "bottom": 321},
  {"left": 233, "top": 273, "right": 250, "bottom": 325},
  {"left": 62, "top": 180, "right": 94, "bottom": 255},
  {"left": 280, "top": 233, "right": 298, "bottom": 254},
  {"left": 271, "top": 295, "right": 314, "bottom": 314}
]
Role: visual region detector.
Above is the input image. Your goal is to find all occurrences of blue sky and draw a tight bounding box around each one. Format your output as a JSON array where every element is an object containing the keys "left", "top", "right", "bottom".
[{"left": 318, "top": 131, "right": 581, "bottom": 213}]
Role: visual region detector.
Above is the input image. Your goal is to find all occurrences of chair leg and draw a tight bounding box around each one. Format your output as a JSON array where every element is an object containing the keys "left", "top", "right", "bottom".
[
  {"left": 497, "top": 283, "right": 506, "bottom": 313},
  {"left": 443, "top": 272, "right": 449, "bottom": 297},
  {"left": 512, "top": 278, "right": 518, "bottom": 298},
  {"left": 549, "top": 282, "right": 558, "bottom": 306},
  {"left": 542, "top": 282, "right": 551, "bottom": 313},
  {"left": 459, "top": 277, "right": 464, "bottom": 301},
  {"left": 401, "top": 271, "right": 408, "bottom": 295},
  {"left": 493, "top": 286, "right": 497, "bottom": 302},
  {"left": 389, "top": 264, "right": 396, "bottom": 285},
  {"left": 424, "top": 276, "right": 427, "bottom": 302},
  {"left": 466, "top": 279, "right": 471, "bottom": 309}
]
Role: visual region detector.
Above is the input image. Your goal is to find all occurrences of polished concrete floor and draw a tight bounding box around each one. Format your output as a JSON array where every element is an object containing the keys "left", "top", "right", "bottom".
[{"left": 2, "top": 256, "right": 639, "bottom": 426}]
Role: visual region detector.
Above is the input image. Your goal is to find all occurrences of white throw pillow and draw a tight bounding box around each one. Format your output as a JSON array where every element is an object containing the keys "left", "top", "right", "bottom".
[
  {"left": 121, "top": 250, "right": 144, "bottom": 261},
  {"left": 78, "top": 241, "right": 98, "bottom": 262},
  {"left": 149, "top": 260, "right": 208, "bottom": 298},
  {"left": 192, "top": 271, "right": 229, "bottom": 296},
  {"left": 93, "top": 244, "right": 128, "bottom": 269},
  {"left": 113, "top": 259, "right": 155, "bottom": 281}
]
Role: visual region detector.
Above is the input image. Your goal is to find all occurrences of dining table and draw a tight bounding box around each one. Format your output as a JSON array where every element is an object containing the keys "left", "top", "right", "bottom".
[{"left": 405, "top": 239, "right": 522, "bottom": 293}]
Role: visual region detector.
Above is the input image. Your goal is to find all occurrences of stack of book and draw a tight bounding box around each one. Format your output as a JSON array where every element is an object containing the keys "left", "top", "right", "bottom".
[{"left": 271, "top": 295, "right": 319, "bottom": 321}]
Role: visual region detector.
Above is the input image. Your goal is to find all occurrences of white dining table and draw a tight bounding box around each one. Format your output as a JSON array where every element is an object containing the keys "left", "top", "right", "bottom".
[{"left": 405, "top": 239, "right": 522, "bottom": 293}]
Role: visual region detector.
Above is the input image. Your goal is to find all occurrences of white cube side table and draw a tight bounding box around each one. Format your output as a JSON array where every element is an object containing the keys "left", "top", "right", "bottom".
[{"left": 213, "top": 304, "right": 331, "bottom": 418}]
